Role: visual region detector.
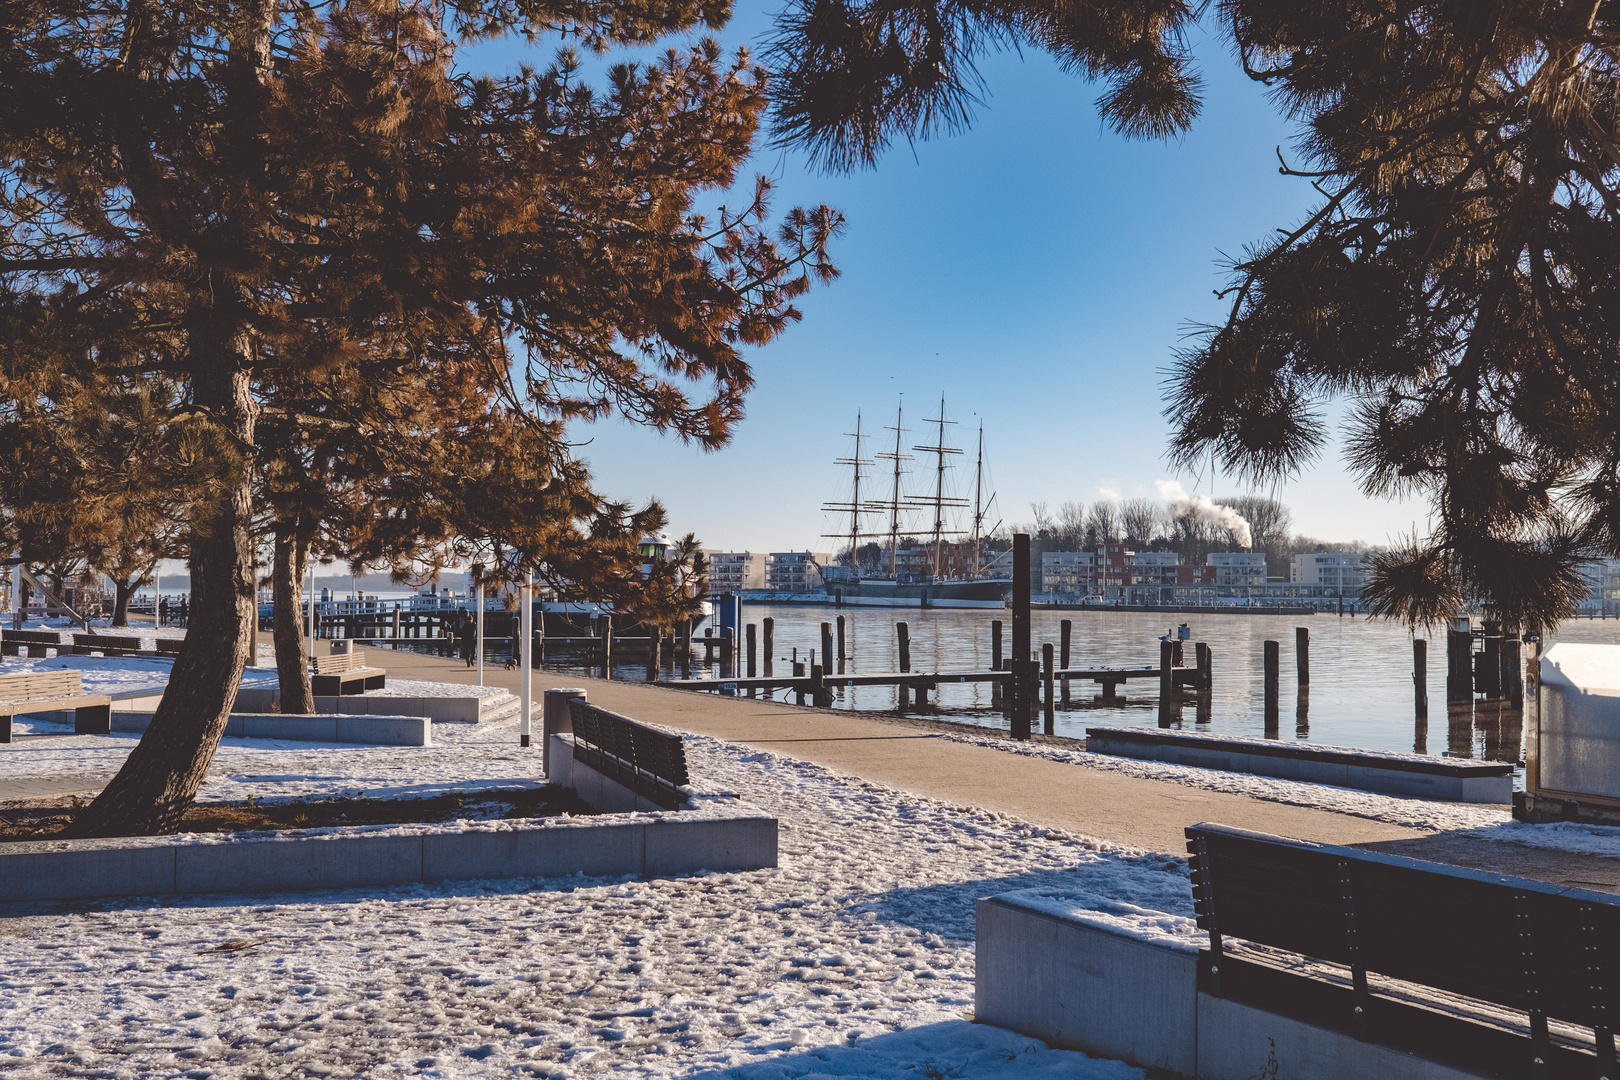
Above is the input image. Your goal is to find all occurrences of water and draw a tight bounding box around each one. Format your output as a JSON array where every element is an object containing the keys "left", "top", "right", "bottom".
[{"left": 532, "top": 603, "right": 1620, "bottom": 762}]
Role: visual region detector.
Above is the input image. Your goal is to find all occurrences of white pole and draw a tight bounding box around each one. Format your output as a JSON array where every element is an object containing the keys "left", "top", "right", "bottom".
[
  {"left": 475, "top": 581, "right": 485, "bottom": 685},
  {"left": 520, "top": 579, "right": 532, "bottom": 747},
  {"left": 306, "top": 557, "right": 315, "bottom": 661}
]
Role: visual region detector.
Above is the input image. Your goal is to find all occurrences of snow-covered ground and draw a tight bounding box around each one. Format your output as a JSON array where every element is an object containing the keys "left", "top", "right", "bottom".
[{"left": 0, "top": 724, "right": 1187, "bottom": 1079}]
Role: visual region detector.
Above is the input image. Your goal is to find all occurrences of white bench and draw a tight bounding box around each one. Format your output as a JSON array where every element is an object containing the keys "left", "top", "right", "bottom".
[{"left": 0, "top": 671, "right": 112, "bottom": 741}]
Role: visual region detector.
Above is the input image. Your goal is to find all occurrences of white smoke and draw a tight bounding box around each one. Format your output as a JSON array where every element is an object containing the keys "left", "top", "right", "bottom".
[{"left": 1153, "top": 480, "right": 1254, "bottom": 549}]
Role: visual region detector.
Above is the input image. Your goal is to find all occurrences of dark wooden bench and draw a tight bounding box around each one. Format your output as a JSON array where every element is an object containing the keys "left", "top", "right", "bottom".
[
  {"left": 0, "top": 629, "right": 62, "bottom": 658},
  {"left": 310, "top": 650, "right": 387, "bottom": 695},
  {"left": 154, "top": 637, "right": 183, "bottom": 657},
  {"left": 567, "top": 698, "right": 690, "bottom": 810},
  {"left": 1188, "top": 822, "right": 1620, "bottom": 1080},
  {"left": 0, "top": 671, "right": 112, "bottom": 742},
  {"left": 70, "top": 632, "right": 145, "bottom": 657}
]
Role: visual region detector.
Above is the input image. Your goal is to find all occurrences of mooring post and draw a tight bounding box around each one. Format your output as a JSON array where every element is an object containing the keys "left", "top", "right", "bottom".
[
  {"left": 1480, "top": 619, "right": 1503, "bottom": 699},
  {"left": 1059, "top": 619, "right": 1072, "bottom": 707},
  {"left": 720, "top": 626, "right": 735, "bottom": 686},
  {"left": 821, "top": 622, "right": 834, "bottom": 680},
  {"left": 836, "top": 615, "right": 847, "bottom": 663},
  {"left": 793, "top": 660, "right": 806, "bottom": 706},
  {"left": 1263, "top": 639, "right": 1280, "bottom": 734},
  {"left": 991, "top": 619, "right": 1004, "bottom": 708},
  {"left": 1042, "top": 642, "right": 1056, "bottom": 736},
  {"left": 810, "top": 662, "right": 827, "bottom": 707},
  {"left": 645, "top": 629, "right": 660, "bottom": 682},
  {"left": 1011, "top": 534, "right": 1033, "bottom": 740},
  {"left": 1296, "top": 626, "right": 1310, "bottom": 688},
  {"left": 1447, "top": 616, "right": 1473, "bottom": 702},
  {"left": 601, "top": 615, "right": 613, "bottom": 680},
  {"left": 1502, "top": 634, "right": 1523, "bottom": 705},
  {"left": 1196, "top": 641, "right": 1213, "bottom": 690},
  {"left": 896, "top": 621, "right": 912, "bottom": 711},
  {"left": 1414, "top": 638, "right": 1428, "bottom": 718},
  {"left": 762, "top": 617, "right": 774, "bottom": 677},
  {"left": 1158, "top": 638, "right": 1175, "bottom": 724},
  {"left": 745, "top": 623, "right": 758, "bottom": 697}
]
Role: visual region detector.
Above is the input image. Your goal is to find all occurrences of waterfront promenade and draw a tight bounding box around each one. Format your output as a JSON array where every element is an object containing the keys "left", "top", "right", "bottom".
[{"left": 374, "top": 651, "right": 1614, "bottom": 886}]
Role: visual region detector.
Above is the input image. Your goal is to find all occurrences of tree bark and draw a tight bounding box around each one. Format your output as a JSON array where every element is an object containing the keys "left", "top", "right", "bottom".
[
  {"left": 112, "top": 579, "right": 134, "bottom": 627},
  {"left": 273, "top": 528, "right": 314, "bottom": 714},
  {"left": 62, "top": 356, "right": 257, "bottom": 838}
]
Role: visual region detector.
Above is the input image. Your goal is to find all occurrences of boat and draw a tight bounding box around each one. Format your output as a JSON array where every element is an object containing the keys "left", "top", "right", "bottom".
[{"left": 815, "top": 400, "right": 1012, "bottom": 609}]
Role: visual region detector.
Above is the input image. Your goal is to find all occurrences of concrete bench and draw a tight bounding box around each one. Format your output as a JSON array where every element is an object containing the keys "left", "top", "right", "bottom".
[
  {"left": 1086, "top": 726, "right": 1514, "bottom": 803},
  {"left": 0, "top": 671, "right": 112, "bottom": 742},
  {"left": 0, "top": 629, "right": 62, "bottom": 658},
  {"left": 1189, "top": 822, "right": 1620, "bottom": 1079},
  {"left": 310, "top": 651, "right": 387, "bottom": 696}
]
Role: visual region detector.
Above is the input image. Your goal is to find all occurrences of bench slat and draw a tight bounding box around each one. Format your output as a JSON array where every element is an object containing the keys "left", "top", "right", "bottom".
[{"left": 0, "top": 670, "right": 84, "bottom": 702}]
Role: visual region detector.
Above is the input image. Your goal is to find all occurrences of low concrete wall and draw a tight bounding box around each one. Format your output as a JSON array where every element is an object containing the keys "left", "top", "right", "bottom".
[
  {"left": 0, "top": 813, "right": 778, "bottom": 905},
  {"left": 974, "top": 894, "right": 1198, "bottom": 1077},
  {"left": 230, "top": 687, "right": 484, "bottom": 723},
  {"left": 1085, "top": 727, "right": 1513, "bottom": 803},
  {"left": 110, "top": 711, "right": 431, "bottom": 747},
  {"left": 976, "top": 891, "right": 1496, "bottom": 1080}
]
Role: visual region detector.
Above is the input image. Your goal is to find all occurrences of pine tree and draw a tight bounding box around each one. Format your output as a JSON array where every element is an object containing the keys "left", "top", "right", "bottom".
[
  {"left": 2, "top": 0, "right": 839, "bottom": 836},
  {"left": 1166, "top": 0, "right": 1620, "bottom": 630}
]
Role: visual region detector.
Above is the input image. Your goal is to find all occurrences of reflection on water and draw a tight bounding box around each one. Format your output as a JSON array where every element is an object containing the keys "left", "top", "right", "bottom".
[{"left": 529, "top": 604, "right": 1620, "bottom": 762}]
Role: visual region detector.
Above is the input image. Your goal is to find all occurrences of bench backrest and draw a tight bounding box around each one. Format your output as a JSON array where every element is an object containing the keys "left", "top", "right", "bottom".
[
  {"left": 567, "top": 698, "right": 689, "bottom": 810},
  {"left": 0, "top": 670, "right": 85, "bottom": 702},
  {"left": 4, "top": 630, "right": 61, "bottom": 645},
  {"left": 72, "top": 633, "right": 143, "bottom": 651},
  {"left": 1188, "top": 822, "right": 1620, "bottom": 1033},
  {"left": 312, "top": 652, "right": 360, "bottom": 674}
]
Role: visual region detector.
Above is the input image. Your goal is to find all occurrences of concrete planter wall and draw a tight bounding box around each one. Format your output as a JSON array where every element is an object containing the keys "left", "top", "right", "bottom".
[
  {"left": 108, "top": 711, "right": 432, "bottom": 747},
  {"left": 976, "top": 891, "right": 1493, "bottom": 1080}
]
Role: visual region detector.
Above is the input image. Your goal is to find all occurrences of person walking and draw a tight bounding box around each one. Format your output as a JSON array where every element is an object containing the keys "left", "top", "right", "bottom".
[{"left": 461, "top": 615, "right": 476, "bottom": 668}]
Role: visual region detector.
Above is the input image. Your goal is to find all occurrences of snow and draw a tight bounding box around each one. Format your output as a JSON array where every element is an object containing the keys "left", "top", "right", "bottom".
[{"left": 0, "top": 723, "right": 1188, "bottom": 1078}]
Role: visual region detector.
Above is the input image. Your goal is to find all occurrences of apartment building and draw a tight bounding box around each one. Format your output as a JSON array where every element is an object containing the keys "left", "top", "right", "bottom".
[
  {"left": 703, "top": 550, "right": 767, "bottom": 592},
  {"left": 1041, "top": 551, "right": 1097, "bottom": 594},
  {"left": 1208, "top": 551, "right": 1269, "bottom": 588},
  {"left": 766, "top": 551, "right": 830, "bottom": 592},
  {"left": 1290, "top": 551, "right": 1370, "bottom": 593}
]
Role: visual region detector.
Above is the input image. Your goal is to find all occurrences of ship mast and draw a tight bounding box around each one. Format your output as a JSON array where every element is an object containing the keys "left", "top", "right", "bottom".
[
  {"left": 821, "top": 414, "right": 878, "bottom": 568},
  {"left": 877, "top": 402, "right": 911, "bottom": 577},
  {"left": 908, "top": 398, "right": 967, "bottom": 579},
  {"left": 972, "top": 424, "right": 983, "bottom": 577}
]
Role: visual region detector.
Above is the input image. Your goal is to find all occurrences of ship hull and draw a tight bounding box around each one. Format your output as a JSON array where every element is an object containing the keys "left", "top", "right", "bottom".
[{"left": 821, "top": 579, "right": 1010, "bottom": 608}]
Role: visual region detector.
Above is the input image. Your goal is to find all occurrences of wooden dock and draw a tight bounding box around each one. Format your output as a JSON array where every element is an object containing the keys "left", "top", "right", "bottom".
[{"left": 665, "top": 665, "right": 1207, "bottom": 695}]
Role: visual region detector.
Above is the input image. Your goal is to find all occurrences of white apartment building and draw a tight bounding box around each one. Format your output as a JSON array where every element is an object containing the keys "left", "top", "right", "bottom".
[
  {"left": 1132, "top": 551, "right": 1182, "bottom": 586},
  {"left": 704, "top": 550, "right": 767, "bottom": 593},
  {"left": 1208, "top": 551, "right": 1269, "bottom": 587},
  {"left": 1290, "top": 551, "right": 1370, "bottom": 593},
  {"left": 766, "top": 552, "right": 830, "bottom": 593},
  {"left": 1041, "top": 551, "right": 1097, "bottom": 594}
]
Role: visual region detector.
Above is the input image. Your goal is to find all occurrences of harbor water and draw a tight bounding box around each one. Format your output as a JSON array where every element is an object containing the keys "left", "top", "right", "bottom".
[{"left": 533, "top": 603, "right": 1620, "bottom": 763}]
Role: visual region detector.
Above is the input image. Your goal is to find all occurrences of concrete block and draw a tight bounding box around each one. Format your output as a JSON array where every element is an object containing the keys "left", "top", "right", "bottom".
[
  {"left": 1196, "top": 992, "right": 1488, "bottom": 1080},
  {"left": 643, "top": 816, "right": 777, "bottom": 876},
  {"left": 334, "top": 715, "right": 430, "bottom": 747},
  {"left": 232, "top": 686, "right": 278, "bottom": 712},
  {"left": 548, "top": 732, "right": 574, "bottom": 787},
  {"left": 0, "top": 840, "right": 175, "bottom": 902},
  {"left": 112, "top": 711, "right": 152, "bottom": 733},
  {"left": 422, "top": 821, "right": 647, "bottom": 882},
  {"left": 974, "top": 895, "right": 1198, "bottom": 1077},
  {"left": 240, "top": 715, "right": 339, "bottom": 742},
  {"left": 175, "top": 833, "right": 422, "bottom": 894},
  {"left": 417, "top": 697, "right": 480, "bottom": 723}
]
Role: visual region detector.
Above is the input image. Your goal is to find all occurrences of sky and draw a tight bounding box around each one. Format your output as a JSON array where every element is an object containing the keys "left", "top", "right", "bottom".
[{"left": 461, "top": 8, "right": 1437, "bottom": 556}]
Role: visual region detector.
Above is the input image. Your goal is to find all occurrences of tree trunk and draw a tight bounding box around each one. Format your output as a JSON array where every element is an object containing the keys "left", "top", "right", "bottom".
[
  {"left": 273, "top": 528, "right": 314, "bottom": 714},
  {"left": 62, "top": 358, "right": 257, "bottom": 838},
  {"left": 112, "top": 579, "right": 134, "bottom": 627}
]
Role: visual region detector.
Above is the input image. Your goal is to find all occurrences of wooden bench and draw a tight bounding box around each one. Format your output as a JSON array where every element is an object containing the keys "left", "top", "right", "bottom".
[
  {"left": 310, "top": 650, "right": 387, "bottom": 696},
  {"left": 1188, "top": 822, "right": 1620, "bottom": 1079},
  {"left": 70, "top": 632, "right": 145, "bottom": 657},
  {"left": 0, "top": 671, "right": 112, "bottom": 742},
  {"left": 567, "top": 698, "right": 690, "bottom": 810},
  {"left": 0, "top": 629, "right": 62, "bottom": 658},
  {"left": 154, "top": 637, "right": 183, "bottom": 657}
]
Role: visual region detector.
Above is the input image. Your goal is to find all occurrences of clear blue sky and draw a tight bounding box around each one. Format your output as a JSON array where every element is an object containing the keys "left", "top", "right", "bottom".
[{"left": 462, "top": 10, "right": 1434, "bottom": 555}]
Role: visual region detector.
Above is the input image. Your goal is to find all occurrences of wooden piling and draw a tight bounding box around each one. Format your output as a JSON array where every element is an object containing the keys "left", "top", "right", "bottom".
[
  {"left": 793, "top": 661, "right": 806, "bottom": 706},
  {"left": 810, "top": 663, "right": 828, "bottom": 707},
  {"left": 720, "top": 626, "right": 734, "bottom": 679},
  {"left": 897, "top": 621, "right": 911, "bottom": 711},
  {"left": 1059, "top": 619, "right": 1072, "bottom": 707},
  {"left": 1158, "top": 639, "right": 1175, "bottom": 724},
  {"left": 1295, "top": 626, "right": 1310, "bottom": 688},
  {"left": 1263, "top": 639, "right": 1280, "bottom": 733},
  {"left": 1011, "top": 534, "right": 1033, "bottom": 741},
  {"left": 1042, "top": 643, "right": 1055, "bottom": 736},
  {"left": 745, "top": 623, "right": 757, "bottom": 697},
  {"left": 645, "top": 630, "right": 660, "bottom": 682},
  {"left": 836, "top": 615, "right": 846, "bottom": 661},
  {"left": 1195, "top": 641, "right": 1213, "bottom": 690},
  {"left": 1414, "top": 638, "right": 1428, "bottom": 718},
  {"left": 601, "top": 616, "right": 613, "bottom": 679},
  {"left": 762, "top": 617, "right": 774, "bottom": 677},
  {"left": 821, "top": 622, "right": 834, "bottom": 678},
  {"left": 1502, "top": 635, "right": 1523, "bottom": 706},
  {"left": 991, "top": 620, "right": 1004, "bottom": 708},
  {"left": 1480, "top": 620, "right": 1503, "bottom": 699},
  {"left": 1447, "top": 618, "right": 1473, "bottom": 702}
]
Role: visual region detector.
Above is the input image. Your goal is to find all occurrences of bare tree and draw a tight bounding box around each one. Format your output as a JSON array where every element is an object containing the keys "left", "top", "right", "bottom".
[
  {"left": 1054, "top": 501, "right": 1088, "bottom": 551},
  {"left": 1119, "top": 499, "right": 1162, "bottom": 549},
  {"left": 1085, "top": 502, "right": 1120, "bottom": 546}
]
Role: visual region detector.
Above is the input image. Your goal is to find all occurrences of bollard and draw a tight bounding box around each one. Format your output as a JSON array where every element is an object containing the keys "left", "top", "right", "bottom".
[
  {"left": 601, "top": 616, "right": 613, "bottom": 680},
  {"left": 1195, "top": 641, "right": 1213, "bottom": 690},
  {"left": 793, "top": 661, "right": 806, "bottom": 706},
  {"left": 1059, "top": 619, "right": 1072, "bottom": 706},
  {"left": 1011, "top": 534, "right": 1033, "bottom": 740},
  {"left": 1296, "top": 626, "right": 1310, "bottom": 688},
  {"left": 1264, "top": 640, "right": 1280, "bottom": 734},
  {"left": 678, "top": 618, "right": 689, "bottom": 679},
  {"left": 645, "top": 630, "right": 660, "bottom": 682},
  {"left": 1414, "top": 638, "right": 1428, "bottom": 718},
  {"left": 1043, "top": 643, "right": 1056, "bottom": 736},
  {"left": 720, "top": 627, "right": 735, "bottom": 685},
  {"left": 836, "top": 615, "right": 847, "bottom": 663},
  {"left": 1502, "top": 635, "right": 1523, "bottom": 705},
  {"left": 1447, "top": 618, "right": 1473, "bottom": 702},
  {"left": 745, "top": 623, "right": 758, "bottom": 697},
  {"left": 821, "top": 622, "right": 834, "bottom": 679},
  {"left": 991, "top": 619, "right": 1004, "bottom": 708},
  {"left": 762, "top": 617, "right": 774, "bottom": 677},
  {"left": 810, "top": 663, "right": 829, "bottom": 708}
]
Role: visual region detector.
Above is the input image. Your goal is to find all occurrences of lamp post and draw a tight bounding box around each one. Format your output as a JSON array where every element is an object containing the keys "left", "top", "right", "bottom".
[{"left": 520, "top": 571, "right": 533, "bottom": 747}]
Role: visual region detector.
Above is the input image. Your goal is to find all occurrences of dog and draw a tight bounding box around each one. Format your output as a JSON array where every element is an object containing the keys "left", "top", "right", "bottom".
[{"left": 504, "top": 655, "right": 519, "bottom": 671}]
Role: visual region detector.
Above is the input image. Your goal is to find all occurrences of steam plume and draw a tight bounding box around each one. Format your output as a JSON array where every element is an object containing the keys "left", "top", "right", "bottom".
[{"left": 1154, "top": 480, "right": 1254, "bottom": 549}]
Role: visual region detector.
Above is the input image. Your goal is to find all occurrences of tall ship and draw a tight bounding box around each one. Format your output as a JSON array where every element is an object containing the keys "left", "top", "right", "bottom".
[{"left": 819, "top": 400, "right": 1012, "bottom": 609}]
